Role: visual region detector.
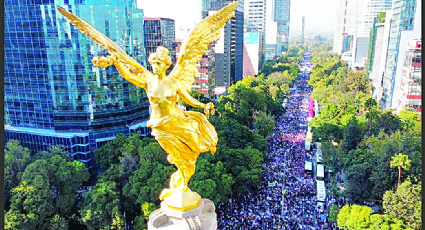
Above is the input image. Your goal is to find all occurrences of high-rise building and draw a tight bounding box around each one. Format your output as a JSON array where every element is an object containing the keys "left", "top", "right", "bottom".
[
  {"left": 351, "top": 0, "right": 392, "bottom": 68},
  {"left": 381, "top": 0, "right": 420, "bottom": 109},
  {"left": 366, "top": 11, "right": 392, "bottom": 103},
  {"left": 397, "top": 39, "right": 421, "bottom": 113},
  {"left": 4, "top": 0, "right": 150, "bottom": 170},
  {"left": 265, "top": 44, "right": 277, "bottom": 61},
  {"left": 274, "top": 0, "right": 290, "bottom": 57},
  {"left": 245, "top": 0, "right": 266, "bottom": 69},
  {"left": 333, "top": 0, "right": 359, "bottom": 57},
  {"left": 243, "top": 45, "right": 256, "bottom": 78},
  {"left": 143, "top": 18, "right": 176, "bottom": 71},
  {"left": 333, "top": 0, "right": 392, "bottom": 65},
  {"left": 243, "top": 32, "right": 260, "bottom": 75},
  {"left": 202, "top": 0, "right": 244, "bottom": 91},
  {"left": 301, "top": 16, "right": 305, "bottom": 46}
]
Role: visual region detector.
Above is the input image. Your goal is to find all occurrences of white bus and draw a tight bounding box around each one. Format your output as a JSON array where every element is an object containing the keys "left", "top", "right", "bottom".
[
  {"left": 305, "top": 141, "right": 311, "bottom": 151},
  {"left": 316, "top": 148, "right": 323, "bottom": 163},
  {"left": 314, "top": 100, "right": 319, "bottom": 115},
  {"left": 317, "top": 164, "right": 324, "bottom": 179},
  {"left": 306, "top": 131, "right": 313, "bottom": 143},
  {"left": 317, "top": 180, "right": 326, "bottom": 202},
  {"left": 305, "top": 161, "right": 313, "bottom": 171}
]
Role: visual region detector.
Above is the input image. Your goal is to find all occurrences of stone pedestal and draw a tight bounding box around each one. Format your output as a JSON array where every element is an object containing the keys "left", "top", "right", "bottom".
[{"left": 148, "top": 199, "right": 217, "bottom": 230}]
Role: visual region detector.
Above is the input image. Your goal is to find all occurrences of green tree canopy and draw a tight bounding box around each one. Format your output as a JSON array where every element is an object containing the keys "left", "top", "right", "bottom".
[
  {"left": 254, "top": 112, "right": 276, "bottom": 138},
  {"left": 390, "top": 153, "right": 411, "bottom": 189},
  {"left": 383, "top": 180, "right": 421, "bottom": 230},
  {"left": 4, "top": 140, "right": 30, "bottom": 210},
  {"left": 80, "top": 181, "right": 123, "bottom": 230}
]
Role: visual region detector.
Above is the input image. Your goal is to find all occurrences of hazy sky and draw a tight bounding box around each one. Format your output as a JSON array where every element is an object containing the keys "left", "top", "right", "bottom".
[{"left": 137, "top": 0, "right": 336, "bottom": 41}]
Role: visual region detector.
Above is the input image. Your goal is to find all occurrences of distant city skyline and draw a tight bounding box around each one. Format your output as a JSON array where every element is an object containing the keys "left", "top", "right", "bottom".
[{"left": 137, "top": 0, "right": 336, "bottom": 41}]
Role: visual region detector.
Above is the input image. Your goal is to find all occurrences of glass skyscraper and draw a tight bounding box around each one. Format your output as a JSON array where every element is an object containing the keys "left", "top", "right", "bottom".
[
  {"left": 4, "top": 0, "right": 150, "bottom": 170},
  {"left": 144, "top": 18, "right": 176, "bottom": 71},
  {"left": 274, "top": 0, "right": 290, "bottom": 57},
  {"left": 381, "top": 0, "right": 418, "bottom": 109}
]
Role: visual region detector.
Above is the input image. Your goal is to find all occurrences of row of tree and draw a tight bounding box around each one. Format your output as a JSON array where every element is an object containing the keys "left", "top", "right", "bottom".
[
  {"left": 307, "top": 42, "right": 421, "bottom": 229},
  {"left": 4, "top": 45, "right": 304, "bottom": 229},
  {"left": 334, "top": 179, "right": 421, "bottom": 230}
]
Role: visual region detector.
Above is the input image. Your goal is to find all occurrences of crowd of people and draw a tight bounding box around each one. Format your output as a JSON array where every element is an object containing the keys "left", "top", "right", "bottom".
[{"left": 217, "top": 55, "right": 338, "bottom": 229}]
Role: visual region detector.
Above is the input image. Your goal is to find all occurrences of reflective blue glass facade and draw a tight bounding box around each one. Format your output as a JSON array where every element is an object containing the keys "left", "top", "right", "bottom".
[
  {"left": 274, "top": 0, "right": 290, "bottom": 56},
  {"left": 4, "top": 0, "right": 150, "bottom": 170},
  {"left": 143, "top": 18, "right": 176, "bottom": 71}
]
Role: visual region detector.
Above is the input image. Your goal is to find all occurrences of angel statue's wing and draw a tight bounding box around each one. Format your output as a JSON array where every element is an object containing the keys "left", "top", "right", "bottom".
[
  {"left": 168, "top": 1, "right": 238, "bottom": 92},
  {"left": 56, "top": 6, "right": 152, "bottom": 77}
]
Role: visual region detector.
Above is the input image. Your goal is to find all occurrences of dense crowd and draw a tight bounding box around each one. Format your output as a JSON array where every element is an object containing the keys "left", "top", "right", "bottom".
[{"left": 217, "top": 56, "right": 338, "bottom": 229}]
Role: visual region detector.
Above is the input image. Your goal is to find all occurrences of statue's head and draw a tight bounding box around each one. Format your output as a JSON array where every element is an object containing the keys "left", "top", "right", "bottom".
[{"left": 148, "top": 46, "right": 172, "bottom": 75}]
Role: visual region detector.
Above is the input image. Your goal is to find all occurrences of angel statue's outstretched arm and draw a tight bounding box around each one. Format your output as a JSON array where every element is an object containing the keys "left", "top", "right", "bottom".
[
  {"left": 92, "top": 55, "right": 150, "bottom": 89},
  {"left": 56, "top": 6, "right": 153, "bottom": 89},
  {"left": 176, "top": 81, "right": 215, "bottom": 119}
]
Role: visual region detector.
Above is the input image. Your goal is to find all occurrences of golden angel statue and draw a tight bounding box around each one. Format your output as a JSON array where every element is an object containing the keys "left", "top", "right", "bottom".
[{"left": 57, "top": 1, "right": 238, "bottom": 211}]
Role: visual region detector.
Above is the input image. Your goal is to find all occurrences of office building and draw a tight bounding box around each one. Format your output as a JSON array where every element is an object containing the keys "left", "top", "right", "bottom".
[
  {"left": 351, "top": 0, "right": 392, "bottom": 68},
  {"left": 333, "top": 0, "right": 359, "bottom": 55},
  {"left": 366, "top": 11, "right": 392, "bottom": 103},
  {"left": 4, "top": 0, "right": 150, "bottom": 170},
  {"left": 381, "top": 0, "right": 420, "bottom": 109},
  {"left": 301, "top": 16, "right": 305, "bottom": 46},
  {"left": 333, "top": 0, "right": 392, "bottom": 66},
  {"left": 143, "top": 18, "right": 176, "bottom": 71},
  {"left": 191, "top": 44, "right": 215, "bottom": 97},
  {"left": 243, "top": 45, "right": 256, "bottom": 78},
  {"left": 397, "top": 39, "right": 421, "bottom": 113},
  {"left": 243, "top": 32, "right": 260, "bottom": 75},
  {"left": 274, "top": 0, "right": 290, "bottom": 57},
  {"left": 245, "top": 0, "right": 266, "bottom": 69},
  {"left": 265, "top": 44, "right": 277, "bottom": 61},
  {"left": 202, "top": 0, "right": 244, "bottom": 89}
]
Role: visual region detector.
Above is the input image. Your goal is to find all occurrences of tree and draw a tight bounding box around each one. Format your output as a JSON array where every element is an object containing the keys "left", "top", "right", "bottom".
[
  {"left": 390, "top": 153, "right": 411, "bottom": 190},
  {"left": 141, "top": 202, "right": 157, "bottom": 221},
  {"left": 123, "top": 159, "right": 174, "bottom": 205},
  {"left": 369, "top": 214, "right": 405, "bottom": 230},
  {"left": 212, "top": 118, "right": 267, "bottom": 152},
  {"left": 31, "top": 145, "right": 72, "bottom": 162},
  {"left": 4, "top": 140, "right": 30, "bottom": 210},
  {"left": 329, "top": 204, "right": 339, "bottom": 223},
  {"left": 254, "top": 112, "right": 275, "bottom": 138},
  {"left": 375, "top": 111, "right": 401, "bottom": 136},
  {"left": 138, "top": 142, "right": 168, "bottom": 166},
  {"left": 5, "top": 154, "right": 90, "bottom": 229},
  {"left": 216, "top": 147, "right": 263, "bottom": 194},
  {"left": 46, "top": 155, "right": 90, "bottom": 218},
  {"left": 337, "top": 204, "right": 372, "bottom": 230},
  {"left": 365, "top": 108, "right": 379, "bottom": 135},
  {"left": 80, "top": 181, "right": 122, "bottom": 230},
  {"left": 343, "top": 70, "right": 371, "bottom": 94},
  {"left": 189, "top": 158, "right": 234, "bottom": 204},
  {"left": 336, "top": 204, "right": 405, "bottom": 229},
  {"left": 398, "top": 110, "right": 421, "bottom": 136},
  {"left": 341, "top": 116, "right": 361, "bottom": 153},
  {"left": 95, "top": 133, "right": 128, "bottom": 170},
  {"left": 6, "top": 161, "right": 55, "bottom": 230},
  {"left": 383, "top": 180, "right": 421, "bottom": 230},
  {"left": 344, "top": 164, "right": 372, "bottom": 202},
  {"left": 48, "top": 214, "right": 69, "bottom": 230}
]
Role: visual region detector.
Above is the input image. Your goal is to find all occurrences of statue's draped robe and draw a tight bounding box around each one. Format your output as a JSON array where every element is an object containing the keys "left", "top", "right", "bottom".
[{"left": 148, "top": 111, "right": 217, "bottom": 167}]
